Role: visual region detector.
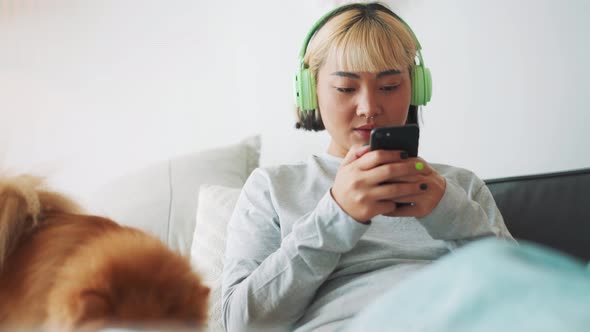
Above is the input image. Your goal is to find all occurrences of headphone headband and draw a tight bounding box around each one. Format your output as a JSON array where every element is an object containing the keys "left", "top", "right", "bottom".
[{"left": 298, "top": 3, "right": 424, "bottom": 67}]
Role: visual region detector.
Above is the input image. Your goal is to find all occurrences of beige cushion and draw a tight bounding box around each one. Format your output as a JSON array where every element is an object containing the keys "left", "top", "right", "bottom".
[
  {"left": 191, "top": 184, "right": 242, "bottom": 332},
  {"left": 89, "top": 136, "right": 259, "bottom": 256}
]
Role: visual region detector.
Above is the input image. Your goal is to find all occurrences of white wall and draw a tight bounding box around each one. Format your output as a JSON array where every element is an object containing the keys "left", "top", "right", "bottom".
[
  {"left": 400, "top": 0, "right": 590, "bottom": 180},
  {"left": 1, "top": 0, "right": 589, "bottom": 201}
]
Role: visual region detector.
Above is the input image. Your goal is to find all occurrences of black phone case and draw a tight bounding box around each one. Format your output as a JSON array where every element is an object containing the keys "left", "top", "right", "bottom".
[{"left": 369, "top": 124, "right": 420, "bottom": 157}]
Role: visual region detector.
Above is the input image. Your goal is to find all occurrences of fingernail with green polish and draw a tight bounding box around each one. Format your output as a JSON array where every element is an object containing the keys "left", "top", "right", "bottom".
[{"left": 415, "top": 162, "right": 424, "bottom": 171}]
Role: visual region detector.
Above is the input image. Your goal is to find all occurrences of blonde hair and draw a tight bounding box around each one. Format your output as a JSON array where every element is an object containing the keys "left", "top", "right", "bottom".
[{"left": 296, "top": 3, "right": 418, "bottom": 131}]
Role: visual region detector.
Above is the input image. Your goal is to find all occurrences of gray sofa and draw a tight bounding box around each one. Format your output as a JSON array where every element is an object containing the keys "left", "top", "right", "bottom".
[{"left": 486, "top": 168, "right": 590, "bottom": 262}]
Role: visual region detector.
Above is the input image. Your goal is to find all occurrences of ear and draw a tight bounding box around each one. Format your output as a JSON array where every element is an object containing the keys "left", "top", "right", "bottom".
[
  {"left": 192, "top": 284, "right": 211, "bottom": 323},
  {"left": 73, "top": 290, "right": 112, "bottom": 325},
  {"left": 198, "top": 285, "right": 210, "bottom": 297}
]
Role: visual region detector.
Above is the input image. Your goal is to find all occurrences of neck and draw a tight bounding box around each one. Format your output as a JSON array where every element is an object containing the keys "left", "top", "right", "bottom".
[{"left": 327, "top": 140, "right": 348, "bottom": 158}]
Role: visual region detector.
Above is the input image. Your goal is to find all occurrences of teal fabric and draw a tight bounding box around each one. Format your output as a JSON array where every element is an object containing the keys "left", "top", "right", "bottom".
[{"left": 343, "top": 238, "right": 590, "bottom": 332}]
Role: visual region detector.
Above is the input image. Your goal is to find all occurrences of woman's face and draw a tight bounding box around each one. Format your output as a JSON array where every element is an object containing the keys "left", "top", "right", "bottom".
[{"left": 316, "top": 55, "right": 412, "bottom": 158}]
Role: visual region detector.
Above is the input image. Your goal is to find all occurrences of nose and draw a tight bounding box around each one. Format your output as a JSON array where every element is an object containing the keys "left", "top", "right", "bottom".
[{"left": 356, "top": 89, "right": 382, "bottom": 119}]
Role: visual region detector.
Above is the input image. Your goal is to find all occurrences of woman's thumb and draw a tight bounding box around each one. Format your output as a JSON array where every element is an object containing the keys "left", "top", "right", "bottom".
[{"left": 342, "top": 144, "right": 370, "bottom": 166}]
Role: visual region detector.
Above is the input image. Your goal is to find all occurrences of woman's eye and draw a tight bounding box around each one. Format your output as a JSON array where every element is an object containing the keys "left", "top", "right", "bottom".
[
  {"left": 335, "top": 87, "right": 355, "bottom": 93},
  {"left": 381, "top": 85, "right": 400, "bottom": 91}
]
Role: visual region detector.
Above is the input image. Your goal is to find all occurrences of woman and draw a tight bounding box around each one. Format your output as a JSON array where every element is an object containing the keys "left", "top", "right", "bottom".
[{"left": 222, "top": 3, "right": 513, "bottom": 331}]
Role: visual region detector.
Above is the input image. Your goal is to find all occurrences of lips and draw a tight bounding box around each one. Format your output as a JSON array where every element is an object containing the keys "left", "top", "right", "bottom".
[
  {"left": 355, "top": 124, "right": 376, "bottom": 131},
  {"left": 353, "top": 124, "right": 376, "bottom": 140}
]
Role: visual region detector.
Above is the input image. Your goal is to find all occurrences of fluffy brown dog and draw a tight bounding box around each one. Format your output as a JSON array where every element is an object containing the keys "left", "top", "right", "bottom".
[{"left": 0, "top": 174, "right": 209, "bottom": 332}]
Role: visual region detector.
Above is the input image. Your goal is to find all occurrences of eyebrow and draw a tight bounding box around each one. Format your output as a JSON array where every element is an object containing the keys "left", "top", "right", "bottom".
[
  {"left": 377, "top": 69, "right": 402, "bottom": 78},
  {"left": 331, "top": 69, "right": 402, "bottom": 79}
]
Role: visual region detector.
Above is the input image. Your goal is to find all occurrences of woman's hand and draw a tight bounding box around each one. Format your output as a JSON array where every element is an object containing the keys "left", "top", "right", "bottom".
[{"left": 331, "top": 145, "right": 446, "bottom": 223}]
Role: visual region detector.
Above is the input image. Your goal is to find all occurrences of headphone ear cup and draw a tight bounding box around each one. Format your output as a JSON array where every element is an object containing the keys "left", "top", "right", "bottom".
[
  {"left": 423, "top": 67, "right": 432, "bottom": 104},
  {"left": 296, "top": 67, "right": 318, "bottom": 111},
  {"left": 294, "top": 68, "right": 304, "bottom": 110},
  {"left": 411, "top": 65, "right": 432, "bottom": 106},
  {"left": 411, "top": 66, "right": 424, "bottom": 106}
]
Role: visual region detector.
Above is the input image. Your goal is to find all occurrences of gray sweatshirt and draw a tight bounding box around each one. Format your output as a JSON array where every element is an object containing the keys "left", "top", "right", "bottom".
[{"left": 222, "top": 153, "right": 514, "bottom": 332}]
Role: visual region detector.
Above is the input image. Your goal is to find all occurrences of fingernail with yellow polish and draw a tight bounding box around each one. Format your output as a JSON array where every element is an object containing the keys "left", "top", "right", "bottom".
[{"left": 415, "top": 162, "right": 424, "bottom": 171}]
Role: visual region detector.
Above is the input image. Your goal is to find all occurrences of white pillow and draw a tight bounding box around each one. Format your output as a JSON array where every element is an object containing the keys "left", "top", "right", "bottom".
[
  {"left": 191, "top": 184, "right": 241, "bottom": 332},
  {"left": 89, "top": 136, "right": 259, "bottom": 256}
]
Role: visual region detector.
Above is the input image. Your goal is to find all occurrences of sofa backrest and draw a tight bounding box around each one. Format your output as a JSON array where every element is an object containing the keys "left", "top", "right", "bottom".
[{"left": 485, "top": 168, "right": 590, "bottom": 262}]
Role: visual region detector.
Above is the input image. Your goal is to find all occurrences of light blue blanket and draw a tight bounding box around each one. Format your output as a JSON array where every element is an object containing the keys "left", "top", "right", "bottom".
[{"left": 344, "top": 238, "right": 590, "bottom": 332}]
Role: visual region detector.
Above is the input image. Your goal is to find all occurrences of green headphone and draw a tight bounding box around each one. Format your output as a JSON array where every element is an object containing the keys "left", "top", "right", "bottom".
[{"left": 294, "top": 3, "right": 432, "bottom": 113}]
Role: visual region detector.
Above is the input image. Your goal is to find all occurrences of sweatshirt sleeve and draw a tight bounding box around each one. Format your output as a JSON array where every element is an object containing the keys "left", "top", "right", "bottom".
[
  {"left": 417, "top": 172, "right": 515, "bottom": 248},
  {"left": 221, "top": 169, "right": 370, "bottom": 331}
]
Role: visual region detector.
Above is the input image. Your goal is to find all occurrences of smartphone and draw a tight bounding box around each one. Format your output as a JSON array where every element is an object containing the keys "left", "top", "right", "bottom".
[{"left": 369, "top": 124, "right": 420, "bottom": 157}]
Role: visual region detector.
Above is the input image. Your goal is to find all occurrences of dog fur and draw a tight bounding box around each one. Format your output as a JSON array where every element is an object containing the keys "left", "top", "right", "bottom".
[{"left": 0, "top": 174, "right": 209, "bottom": 331}]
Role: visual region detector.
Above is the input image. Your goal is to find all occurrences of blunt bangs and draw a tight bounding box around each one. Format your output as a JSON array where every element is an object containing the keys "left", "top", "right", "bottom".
[{"left": 313, "top": 10, "right": 417, "bottom": 74}]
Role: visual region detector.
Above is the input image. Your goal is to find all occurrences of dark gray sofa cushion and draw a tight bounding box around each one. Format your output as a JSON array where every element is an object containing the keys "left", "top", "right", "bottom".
[{"left": 485, "top": 168, "right": 590, "bottom": 262}]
